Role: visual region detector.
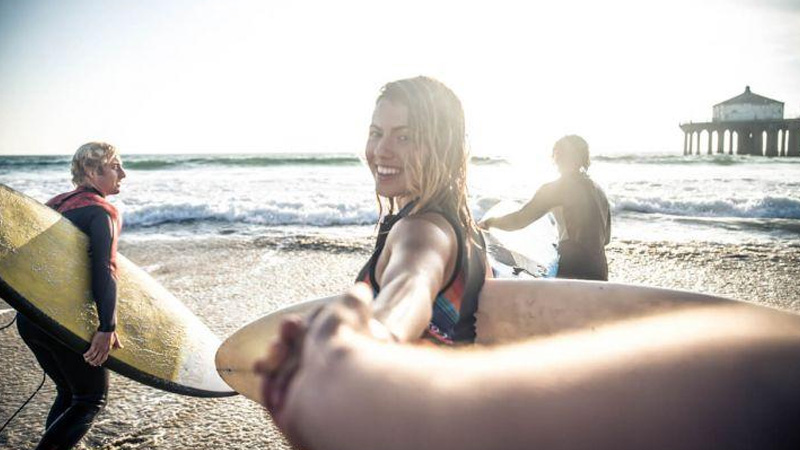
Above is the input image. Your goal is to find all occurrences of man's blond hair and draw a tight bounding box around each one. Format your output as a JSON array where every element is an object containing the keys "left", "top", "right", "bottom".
[{"left": 71, "top": 142, "right": 118, "bottom": 186}]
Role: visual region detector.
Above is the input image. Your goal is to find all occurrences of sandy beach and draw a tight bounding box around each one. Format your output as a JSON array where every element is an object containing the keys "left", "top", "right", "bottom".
[{"left": 2, "top": 234, "right": 799, "bottom": 449}]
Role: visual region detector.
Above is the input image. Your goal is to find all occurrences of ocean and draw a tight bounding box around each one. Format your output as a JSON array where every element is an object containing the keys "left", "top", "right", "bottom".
[
  {"left": 1, "top": 152, "right": 799, "bottom": 245},
  {"left": 3, "top": 152, "right": 800, "bottom": 450}
]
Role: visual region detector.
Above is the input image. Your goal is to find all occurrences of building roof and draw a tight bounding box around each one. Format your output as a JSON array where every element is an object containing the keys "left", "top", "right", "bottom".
[{"left": 714, "top": 86, "right": 783, "bottom": 107}]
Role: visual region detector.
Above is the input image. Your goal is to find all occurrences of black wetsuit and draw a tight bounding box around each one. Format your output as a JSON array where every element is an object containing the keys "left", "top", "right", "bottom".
[
  {"left": 16, "top": 187, "right": 119, "bottom": 450},
  {"left": 531, "top": 173, "right": 611, "bottom": 281},
  {"left": 356, "top": 203, "right": 489, "bottom": 344}
]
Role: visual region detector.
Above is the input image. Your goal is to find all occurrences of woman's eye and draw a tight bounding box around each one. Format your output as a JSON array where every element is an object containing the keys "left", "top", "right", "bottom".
[
  {"left": 369, "top": 130, "right": 381, "bottom": 139},
  {"left": 397, "top": 135, "right": 409, "bottom": 143}
]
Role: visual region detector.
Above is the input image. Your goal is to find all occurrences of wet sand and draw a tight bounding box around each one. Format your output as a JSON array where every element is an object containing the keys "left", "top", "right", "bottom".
[{"left": 2, "top": 235, "right": 799, "bottom": 449}]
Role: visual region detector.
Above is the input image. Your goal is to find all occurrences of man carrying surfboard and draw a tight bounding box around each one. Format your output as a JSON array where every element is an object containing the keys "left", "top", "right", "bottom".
[
  {"left": 16, "top": 142, "right": 125, "bottom": 449},
  {"left": 480, "top": 135, "right": 611, "bottom": 281}
]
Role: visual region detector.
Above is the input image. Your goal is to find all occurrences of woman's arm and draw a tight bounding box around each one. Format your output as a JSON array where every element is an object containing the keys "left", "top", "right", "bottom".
[{"left": 370, "top": 213, "right": 457, "bottom": 342}]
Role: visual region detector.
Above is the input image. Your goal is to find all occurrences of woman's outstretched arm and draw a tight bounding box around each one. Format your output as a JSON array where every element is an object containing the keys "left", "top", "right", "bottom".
[
  {"left": 259, "top": 284, "right": 800, "bottom": 450},
  {"left": 369, "top": 213, "right": 458, "bottom": 342}
]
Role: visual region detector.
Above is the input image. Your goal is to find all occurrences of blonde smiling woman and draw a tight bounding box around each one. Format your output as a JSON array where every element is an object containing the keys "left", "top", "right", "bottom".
[{"left": 352, "top": 76, "right": 491, "bottom": 346}]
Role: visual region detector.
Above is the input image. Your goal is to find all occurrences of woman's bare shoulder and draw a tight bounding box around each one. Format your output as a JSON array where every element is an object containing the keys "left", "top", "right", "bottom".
[{"left": 389, "top": 211, "right": 457, "bottom": 249}]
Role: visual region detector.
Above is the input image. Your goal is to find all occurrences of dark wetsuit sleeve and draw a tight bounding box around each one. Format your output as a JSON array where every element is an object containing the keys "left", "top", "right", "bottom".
[{"left": 87, "top": 210, "right": 117, "bottom": 332}]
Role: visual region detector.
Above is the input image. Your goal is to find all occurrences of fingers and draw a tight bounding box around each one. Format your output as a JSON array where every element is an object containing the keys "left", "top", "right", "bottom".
[
  {"left": 83, "top": 333, "right": 115, "bottom": 367},
  {"left": 257, "top": 318, "right": 307, "bottom": 414},
  {"left": 308, "top": 283, "right": 373, "bottom": 342},
  {"left": 95, "top": 348, "right": 111, "bottom": 366},
  {"left": 368, "top": 318, "right": 399, "bottom": 342},
  {"left": 255, "top": 319, "right": 304, "bottom": 374},
  {"left": 113, "top": 332, "right": 123, "bottom": 349},
  {"left": 342, "top": 282, "right": 373, "bottom": 322},
  {"left": 255, "top": 340, "right": 288, "bottom": 374},
  {"left": 83, "top": 347, "right": 97, "bottom": 364},
  {"left": 257, "top": 285, "right": 375, "bottom": 417},
  {"left": 263, "top": 348, "right": 302, "bottom": 415},
  {"left": 83, "top": 339, "right": 101, "bottom": 365},
  {"left": 84, "top": 344, "right": 107, "bottom": 367}
]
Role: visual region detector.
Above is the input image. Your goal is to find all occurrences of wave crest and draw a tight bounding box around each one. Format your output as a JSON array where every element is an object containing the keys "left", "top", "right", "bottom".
[
  {"left": 122, "top": 201, "right": 378, "bottom": 228},
  {"left": 616, "top": 196, "right": 800, "bottom": 219},
  {"left": 124, "top": 154, "right": 363, "bottom": 170}
]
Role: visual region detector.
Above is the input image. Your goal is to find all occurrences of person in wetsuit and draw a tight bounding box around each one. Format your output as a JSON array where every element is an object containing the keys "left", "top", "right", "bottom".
[
  {"left": 480, "top": 135, "right": 611, "bottom": 280},
  {"left": 260, "top": 76, "right": 491, "bottom": 422},
  {"left": 17, "top": 142, "right": 126, "bottom": 450}
]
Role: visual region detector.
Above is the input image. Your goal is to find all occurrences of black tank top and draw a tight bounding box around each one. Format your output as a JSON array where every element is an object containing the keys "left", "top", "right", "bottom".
[{"left": 356, "top": 203, "right": 489, "bottom": 344}]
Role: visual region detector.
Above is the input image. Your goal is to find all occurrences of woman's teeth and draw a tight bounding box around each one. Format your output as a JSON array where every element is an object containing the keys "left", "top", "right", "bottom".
[{"left": 377, "top": 166, "right": 400, "bottom": 175}]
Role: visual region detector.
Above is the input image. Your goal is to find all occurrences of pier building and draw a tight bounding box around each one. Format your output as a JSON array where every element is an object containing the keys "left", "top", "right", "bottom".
[{"left": 680, "top": 86, "right": 800, "bottom": 157}]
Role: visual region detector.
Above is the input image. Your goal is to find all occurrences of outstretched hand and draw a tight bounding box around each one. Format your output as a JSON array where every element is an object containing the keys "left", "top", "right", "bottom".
[
  {"left": 254, "top": 283, "right": 378, "bottom": 430},
  {"left": 83, "top": 330, "right": 122, "bottom": 367},
  {"left": 254, "top": 316, "right": 306, "bottom": 420}
]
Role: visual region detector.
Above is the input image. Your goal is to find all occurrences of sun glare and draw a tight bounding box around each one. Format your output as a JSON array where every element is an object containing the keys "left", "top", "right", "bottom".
[{"left": 0, "top": 0, "right": 797, "bottom": 156}]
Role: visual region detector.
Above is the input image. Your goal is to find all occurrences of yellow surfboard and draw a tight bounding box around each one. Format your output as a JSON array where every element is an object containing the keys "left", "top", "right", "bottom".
[{"left": 0, "top": 184, "right": 233, "bottom": 397}]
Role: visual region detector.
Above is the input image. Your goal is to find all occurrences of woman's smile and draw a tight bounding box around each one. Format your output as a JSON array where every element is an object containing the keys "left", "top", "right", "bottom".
[{"left": 365, "top": 99, "right": 416, "bottom": 199}]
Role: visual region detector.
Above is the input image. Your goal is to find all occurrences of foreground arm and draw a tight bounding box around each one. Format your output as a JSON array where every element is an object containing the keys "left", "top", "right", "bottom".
[
  {"left": 480, "top": 185, "right": 555, "bottom": 231},
  {"left": 261, "top": 286, "right": 800, "bottom": 450},
  {"left": 369, "top": 213, "right": 457, "bottom": 342},
  {"left": 83, "top": 210, "right": 122, "bottom": 366}
]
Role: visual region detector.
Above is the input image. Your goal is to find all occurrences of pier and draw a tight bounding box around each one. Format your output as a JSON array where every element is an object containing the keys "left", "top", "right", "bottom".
[
  {"left": 680, "top": 118, "right": 800, "bottom": 156},
  {"left": 679, "top": 86, "right": 800, "bottom": 157}
]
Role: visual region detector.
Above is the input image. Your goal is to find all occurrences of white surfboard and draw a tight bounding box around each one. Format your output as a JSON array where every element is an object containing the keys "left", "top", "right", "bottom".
[
  {"left": 482, "top": 200, "right": 559, "bottom": 278},
  {"left": 214, "top": 277, "right": 800, "bottom": 404}
]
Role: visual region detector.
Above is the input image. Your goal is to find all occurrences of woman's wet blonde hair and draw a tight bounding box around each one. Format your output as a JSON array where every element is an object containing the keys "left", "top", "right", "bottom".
[
  {"left": 71, "top": 142, "right": 119, "bottom": 186},
  {"left": 374, "top": 76, "right": 477, "bottom": 237}
]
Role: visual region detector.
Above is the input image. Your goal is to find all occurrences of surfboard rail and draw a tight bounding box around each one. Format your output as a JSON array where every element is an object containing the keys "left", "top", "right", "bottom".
[{"left": 216, "top": 276, "right": 795, "bottom": 403}]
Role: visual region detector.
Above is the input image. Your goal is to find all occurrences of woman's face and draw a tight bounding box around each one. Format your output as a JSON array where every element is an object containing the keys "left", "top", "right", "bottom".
[{"left": 365, "top": 99, "right": 418, "bottom": 202}]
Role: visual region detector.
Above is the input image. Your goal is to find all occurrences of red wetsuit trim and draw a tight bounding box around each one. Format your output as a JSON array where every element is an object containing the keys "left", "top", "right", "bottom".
[{"left": 47, "top": 186, "right": 122, "bottom": 276}]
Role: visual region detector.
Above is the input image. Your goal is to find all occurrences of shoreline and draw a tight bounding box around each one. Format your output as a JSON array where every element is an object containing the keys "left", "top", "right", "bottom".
[
  {"left": 607, "top": 239, "right": 800, "bottom": 312},
  {"left": 2, "top": 235, "right": 799, "bottom": 449}
]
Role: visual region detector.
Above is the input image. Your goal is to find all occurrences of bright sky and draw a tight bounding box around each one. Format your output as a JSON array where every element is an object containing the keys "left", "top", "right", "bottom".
[{"left": 1, "top": 0, "right": 798, "bottom": 158}]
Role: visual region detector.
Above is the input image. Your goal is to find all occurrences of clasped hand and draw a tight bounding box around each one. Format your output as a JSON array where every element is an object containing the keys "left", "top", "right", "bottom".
[{"left": 254, "top": 283, "right": 392, "bottom": 435}]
